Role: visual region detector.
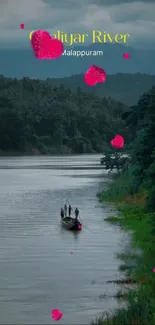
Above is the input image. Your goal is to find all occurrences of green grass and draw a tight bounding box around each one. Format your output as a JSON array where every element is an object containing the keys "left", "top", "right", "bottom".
[
  {"left": 99, "top": 170, "right": 133, "bottom": 203},
  {"left": 94, "top": 173, "right": 155, "bottom": 325}
]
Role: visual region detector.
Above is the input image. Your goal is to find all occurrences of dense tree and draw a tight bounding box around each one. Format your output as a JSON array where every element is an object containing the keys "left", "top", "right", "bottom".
[
  {"left": 0, "top": 74, "right": 128, "bottom": 154},
  {"left": 103, "top": 85, "right": 155, "bottom": 212},
  {"left": 0, "top": 96, "right": 24, "bottom": 151},
  {"left": 100, "top": 82, "right": 155, "bottom": 213}
]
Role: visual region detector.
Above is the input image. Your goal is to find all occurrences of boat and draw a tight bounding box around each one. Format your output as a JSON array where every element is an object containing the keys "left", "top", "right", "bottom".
[{"left": 61, "top": 216, "right": 82, "bottom": 230}]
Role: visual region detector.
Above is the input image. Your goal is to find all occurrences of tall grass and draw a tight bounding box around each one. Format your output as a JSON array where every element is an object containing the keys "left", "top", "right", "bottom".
[
  {"left": 95, "top": 171, "right": 155, "bottom": 325},
  {"left": 99, "top": 170, "right": 133, "bottom": 202}
]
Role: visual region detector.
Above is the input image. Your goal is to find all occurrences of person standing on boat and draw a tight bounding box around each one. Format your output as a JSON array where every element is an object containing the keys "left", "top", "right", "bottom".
[
  {"left": 68, "top": 205, "right": 72, "bottom": 217},
  {"left": 64, "top": 204, "right": 67, "bottom": 216},
  {"left": 60, "top": 208, "right": 64, "bottom": 219},
  {"left": 75, "top": 208, "right": 79, "bottom": 220}
]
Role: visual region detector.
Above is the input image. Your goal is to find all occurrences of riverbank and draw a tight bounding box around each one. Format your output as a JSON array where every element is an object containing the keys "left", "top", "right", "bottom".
[
  {"left": 95, "top": 172, "right": 155, "bottom": 325},
  {"left": 0, "top": 147, "right": 129, "bottom": 157},
  {"left": 0, "top": 148, "right": 101, "bottom": 156}
]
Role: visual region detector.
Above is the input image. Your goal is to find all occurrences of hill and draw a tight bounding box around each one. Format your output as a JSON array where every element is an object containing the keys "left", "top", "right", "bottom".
[
  {"left": 0, "top": 74, "right": 129, "bottom": 155},
  {"left": 47, "top": 73, "right": 155, "bottom": 106},
  {"left": 0, "top": 43, "right": 155, "bottom": 79}
]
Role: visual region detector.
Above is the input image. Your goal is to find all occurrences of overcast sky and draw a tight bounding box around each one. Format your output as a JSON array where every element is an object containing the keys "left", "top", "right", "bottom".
[{"left": 0, "top": 0, "right": 154, "bottom": 49}]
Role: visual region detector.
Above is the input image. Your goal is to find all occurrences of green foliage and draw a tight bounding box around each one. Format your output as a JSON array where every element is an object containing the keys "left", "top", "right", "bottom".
[
  {"left": 0, "top": 96, "right": 24, "bottom": 150},
  {"left": 100, "top": 170, "right": 134, "bottom": 202},
  {"left": 100, "top": 151, "right": 130, "bottom": 172},
  {"left": 103, "top": 85, "right": 155, "bottom": 210},
  {"left": 146, "top": 152, "right": 155, "bottom": 211},
  {"left": 97, "top": 199, "right": 155, "bottom": 324},
  {"left": 0, "top": 75, "right": 128, "bottom": 154},
  {"left": 98, "top": 84, "right": 155, "bottom": 325},
  {"left": 129, "top": 87, "right": 155, "bottom": 207}
]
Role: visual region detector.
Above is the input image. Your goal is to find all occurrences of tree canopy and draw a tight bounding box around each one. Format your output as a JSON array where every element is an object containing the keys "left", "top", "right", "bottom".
[
  {"left": 103, "top": 85, "right": 155, "bottom": 211},
  {"left": 0, "top": 74, "right": 128, "bottom": 154}
]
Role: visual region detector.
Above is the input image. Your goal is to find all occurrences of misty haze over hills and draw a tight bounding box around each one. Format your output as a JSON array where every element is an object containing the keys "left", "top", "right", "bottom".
[
  {"left": 46, "top": 73, "right": 155, "bottom": 106},
  {"left": 0, "top": 43, "right": 154, "bottom": 79}
]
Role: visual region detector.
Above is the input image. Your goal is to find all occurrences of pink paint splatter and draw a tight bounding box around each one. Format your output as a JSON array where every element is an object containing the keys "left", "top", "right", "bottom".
[
  {"left": 51, "top": 309, "right": 63, "bottom": 321},
  {"left": 111, "top": 135, "right": 124, "bottom": 149},
  {"left": 123, "top": 53, "right": 130, "bottom": 59},
  {"left": 20, "top": 24, "right": 24, "bottom": 29},
  {"left": 84, "top": 65, "right": 107, "bottom": 86},
  {"left": 31, "top": 30, "right": 64, "bottom": 60}
]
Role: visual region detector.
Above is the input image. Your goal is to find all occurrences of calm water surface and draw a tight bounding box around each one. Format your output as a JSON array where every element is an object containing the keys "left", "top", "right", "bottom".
[{"left": 0, "top": 155, "right": 126, "bottom": 324}]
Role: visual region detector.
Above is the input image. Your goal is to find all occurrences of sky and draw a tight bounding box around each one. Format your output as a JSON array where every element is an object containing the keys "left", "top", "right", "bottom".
[{"left": 0, "top": 0, "right": 154, "bottom": 49}]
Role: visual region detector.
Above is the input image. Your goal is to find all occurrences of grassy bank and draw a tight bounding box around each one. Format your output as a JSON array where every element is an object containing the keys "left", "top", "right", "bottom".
[{"left": 94, "top": 173, "right": 155, "bottom": 325}]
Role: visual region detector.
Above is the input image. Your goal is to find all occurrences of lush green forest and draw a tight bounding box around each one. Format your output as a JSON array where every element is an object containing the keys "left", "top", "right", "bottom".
[
  {"left": 101, "top": 84, "right": 155, "bottom": 208},
  {"left": 0, "top": 74, "right": 129, "bottom": 155},
  {"left": 122, "top": 85, "right": 155, "bottom": 209},
  {"left": 98, "top": 85, "right": 155, "bottom": 324},
  {"left": 47, "top": 73, "right": 155, "bottom": 106}
]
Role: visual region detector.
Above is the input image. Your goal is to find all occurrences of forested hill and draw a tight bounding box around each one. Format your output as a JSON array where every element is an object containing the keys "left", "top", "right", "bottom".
[
  {"left": 0, "top": 74, "right": 129, "bottom": 155},
  {"left": 47, "top": 73, "right": 155, "bottom": 106},
  {"left": 0, "top": 44, "right": 155, "bottom": 78}
]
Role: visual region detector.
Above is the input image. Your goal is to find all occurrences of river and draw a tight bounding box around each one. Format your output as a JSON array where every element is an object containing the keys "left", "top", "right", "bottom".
[{"left": 0, "top": 154, "right": 126, "bottom": 324}]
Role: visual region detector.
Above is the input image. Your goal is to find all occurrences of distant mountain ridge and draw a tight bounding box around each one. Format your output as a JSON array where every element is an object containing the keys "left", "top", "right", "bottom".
[
  {"left": 47, "top": 73, "right": 155, "bottom": 105},
  {"left": 0, "top": 43, "right": 155, "bottom": 79},
  {"left": 1, "top": 71, "right": 155, "bottom": 106}
]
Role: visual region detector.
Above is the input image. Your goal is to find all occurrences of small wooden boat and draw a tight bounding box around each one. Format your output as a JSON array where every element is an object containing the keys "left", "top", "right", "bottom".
[{"left": 61, "top": 216, "right": 82, "bottom": 231}]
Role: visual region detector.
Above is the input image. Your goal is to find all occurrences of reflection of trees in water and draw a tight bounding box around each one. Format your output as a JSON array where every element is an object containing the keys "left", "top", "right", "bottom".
[{"left": 73, "top": 231, "right": 80, "bottom": 240}]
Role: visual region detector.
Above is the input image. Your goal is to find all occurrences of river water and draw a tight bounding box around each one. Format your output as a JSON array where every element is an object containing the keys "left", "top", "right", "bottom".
[{"left": 0, "top": 154, "right": 126, "bottom": 324}]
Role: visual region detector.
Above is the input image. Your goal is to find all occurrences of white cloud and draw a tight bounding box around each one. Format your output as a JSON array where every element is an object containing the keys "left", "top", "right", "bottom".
[
  {"left": 110, "top": 2, "right": 155, "bottom": 22},
  {"left": 0, "top": 0, "right": 46, "bottom": 26},
  {"left": 0, "top": 0, "right": 154, "bottom": 48},
  {"left": 80, "top": 2, "right": 155, "bottom": 47},
  {"left": 81, "top": 5, "right": 111, "bottom": 27}
]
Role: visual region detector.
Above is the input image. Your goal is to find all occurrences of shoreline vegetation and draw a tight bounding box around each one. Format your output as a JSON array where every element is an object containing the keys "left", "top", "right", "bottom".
[
  {"left": 94, "top": 85, "right": 155, "bottom": 324},
  {"left": 95, "top": 181, "right": 154, "bottom": 325}
]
